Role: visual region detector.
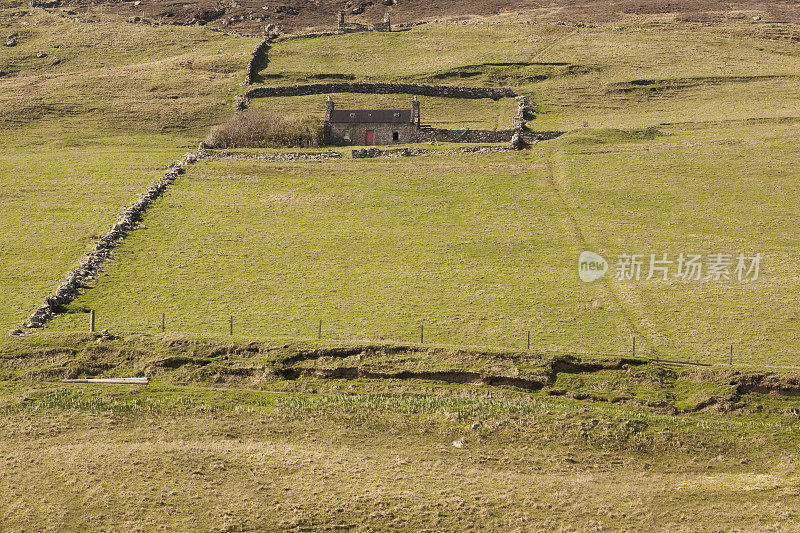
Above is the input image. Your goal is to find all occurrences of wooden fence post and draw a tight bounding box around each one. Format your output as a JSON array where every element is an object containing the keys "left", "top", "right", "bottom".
[
  {"left": 161, "top": 313, "right": 165, "bottom": 333},
  {"left": 90, "top": 309, "right": 95, "bottom": 333}
]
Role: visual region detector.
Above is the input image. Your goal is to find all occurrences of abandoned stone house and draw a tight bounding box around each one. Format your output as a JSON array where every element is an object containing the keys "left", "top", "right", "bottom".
[{"left": 323, "top": 96, "right": 420, "bottom": 146}]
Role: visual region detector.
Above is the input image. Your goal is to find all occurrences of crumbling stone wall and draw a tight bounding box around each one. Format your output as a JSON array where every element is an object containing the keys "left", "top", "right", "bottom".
[
  {"left": 337, "top": 11, "right": 391, "bottom": 34},
  {"left": 244, "top": 24, "right": 283, "bottom": 85},
  {"left": 244, "top": 82, "right": 516, "bottom": 101},
  {"left": 409, "top": 128, "right": 561, "bottom": 144},
  {"left": 20, "top": 149, "right": 207, "bottom": 331},
  {"left": 512, "top": 95, "right": 535, "bottom": 130},
  {"left": 244, "top": 37, "right": 271, "bottom": 85}
]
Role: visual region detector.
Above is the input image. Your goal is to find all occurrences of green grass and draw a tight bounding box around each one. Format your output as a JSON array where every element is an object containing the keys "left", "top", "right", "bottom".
[
  {"left": 48, "top": 121, "right": 800, "bottom": 366},
  {"left": 5, "top": 10, "right": 800, "bottom": 532},
  {"left": 0, "top": 8, "right": 255, "bottom": 329},
  {"left": 6, "top": 12, "right": 799, "bottom": 365},
  {"left": 256, "top": 22, "right": 800, "bottom": 130},
  {"left": 249, "top": 92, "right": 518, "bottom": 130},
  {"left": 49, "top": 150, "right": 635, "bottom": 355}
]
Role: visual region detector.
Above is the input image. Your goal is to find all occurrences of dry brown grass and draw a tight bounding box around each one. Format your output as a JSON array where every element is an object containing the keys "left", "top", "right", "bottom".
[
  {"left": 206, "top": 110, "right": 323, "bottom": 149},
  {"left": 1, "top": 407, "right": 798, "bottom": 531}
]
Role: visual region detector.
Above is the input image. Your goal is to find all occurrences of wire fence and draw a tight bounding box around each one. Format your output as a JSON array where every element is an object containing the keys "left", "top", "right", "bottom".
[{"left": 74, "top": 309, "right": 766, "bottom": 368}]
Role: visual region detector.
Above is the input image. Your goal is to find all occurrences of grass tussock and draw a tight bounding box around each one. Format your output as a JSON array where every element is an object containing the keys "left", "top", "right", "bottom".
[{"left": 205, "top": 110, "right": 323, "bottom": 149}]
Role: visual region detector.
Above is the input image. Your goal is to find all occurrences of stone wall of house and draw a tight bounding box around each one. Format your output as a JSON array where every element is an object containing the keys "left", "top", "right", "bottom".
[
  {"left": 326, "top": 122, "right": 418, "bottom": 145},
  {"left": 244, "top": 82, "right": 516, "bottom": 101}
]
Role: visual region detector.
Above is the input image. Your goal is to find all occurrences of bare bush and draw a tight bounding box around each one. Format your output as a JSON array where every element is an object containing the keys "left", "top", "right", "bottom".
[{"left": 206, "top": 110, "right": 323, "bottom": 148}]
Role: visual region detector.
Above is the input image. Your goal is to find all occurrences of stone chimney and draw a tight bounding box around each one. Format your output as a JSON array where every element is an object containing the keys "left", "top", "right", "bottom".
[
  {"left": 325, "top": 96, "right": 334, "bottom": 122},
  {"left": 411, "top": 96, "right": 420, "bottom": 128},
  {"left": 384, "top": 12, "right": 391, "bottom": 29},
  {"left": 337, "top": 11, "right": 345, "bottom": 32}
]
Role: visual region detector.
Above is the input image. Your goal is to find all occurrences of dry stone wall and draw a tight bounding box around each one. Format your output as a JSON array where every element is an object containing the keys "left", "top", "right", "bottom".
[
  {"left": 243, "top": 82, "right": 516, "bottom": 102},
  {"left": 411, "top": 128, "right": 561, "bottom": 144},
  {"left": 244, "top": 37, "right": 272, "bottom": 85},
  {"left": 20, "top": 149, "right": 207, "bottom": 331},
  {"left": 214, "top": 150, "right": 341, "bottom": 161}
]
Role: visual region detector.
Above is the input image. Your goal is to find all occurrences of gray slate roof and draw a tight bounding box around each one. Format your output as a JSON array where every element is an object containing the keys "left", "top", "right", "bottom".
[{"left": 329, "top": 109, "right": 411, "bottom": 123}]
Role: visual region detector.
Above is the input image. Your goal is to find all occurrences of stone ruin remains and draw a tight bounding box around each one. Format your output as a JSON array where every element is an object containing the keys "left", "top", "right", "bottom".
[{"left": 337, "top": 11, "right": 391, "bottom": 34}]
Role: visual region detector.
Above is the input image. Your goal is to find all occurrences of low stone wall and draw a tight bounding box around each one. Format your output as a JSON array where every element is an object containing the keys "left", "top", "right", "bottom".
[
  {"left": 244, "top": 37, "right": 271, "bottom": 85},
  {"left": 408, "top": 128, "right": 561, "bottom": 144},
  {"left": 20, "top": 149, "right": 207, "bottom": 331},
  {"left": 244, "top": 82, "right": 516, "bottom": 101},
  {"left": 214, "top": 150, "right": 341, "bottom": 161},
  {"left": 352, "top": 145, "right": 520, "bottom": 158},
  {"left": 413, "top": 128, "right": 517, "bottom": 143}
]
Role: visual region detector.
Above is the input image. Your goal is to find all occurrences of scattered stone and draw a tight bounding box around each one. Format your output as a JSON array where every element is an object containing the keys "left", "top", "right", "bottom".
[
  {"left": 471, "top": 421, "right": 482, "bottom": 430},
  {"left": 195, "top": 8, "right": 224, "bottom": 23},
  {"left": 9, "top": 329, "right": 23, "bottom": 336},
  {"left": 753, "top": 15, "right": 761, "bottom": 21},
  {"left": 50, "top": 56, "right": 64, "bottom": 66},
  {"left": 215, "top": 151, "right": 340, "bottom": 161},
  {"left": 36, "top": 51, "right": 47, "bottom": 58},
  {"left": 275, "top": 5, "right": 299, "bottom": 15},
  {"left": 453, "top": 439, "right": 466, "bottom": 448},
  {"left": 352, "top": 147, "right": 384, "bottom": 158},
  {"left": 5, "top": 37, "right": 17, "bottom": 47}
]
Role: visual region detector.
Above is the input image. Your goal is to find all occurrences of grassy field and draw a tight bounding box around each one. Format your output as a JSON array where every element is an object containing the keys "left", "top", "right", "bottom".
[
  {"left": 4, "top": 8, "right": 800, "bottom": 530},
  {"left": 17, "top": 15, "right": 796, "bottom": 365},
  {"left": 2, "top": 334, "right": 800, "bottom": 530},
  {"left": 0, "top": 8, "right": 254, "bottom": 329},
  {"left": 249, "top": 92, "right": 519, "bottom": 130},
  {"left": 48, "top": 121, "right": 800, "bottom": 366},
  {"left": 259, "top": 22, "right": 800, "bottom": 130}
]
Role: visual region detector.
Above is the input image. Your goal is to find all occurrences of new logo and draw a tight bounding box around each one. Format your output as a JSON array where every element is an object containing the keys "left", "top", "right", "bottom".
[{"left": 578, "top": 251, "right": 608, "bottom": 282}]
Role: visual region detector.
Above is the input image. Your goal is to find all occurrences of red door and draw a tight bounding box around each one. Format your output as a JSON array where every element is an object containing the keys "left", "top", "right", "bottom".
[{"left": 365, "top": 130, "right": 375, "bottom": 145}]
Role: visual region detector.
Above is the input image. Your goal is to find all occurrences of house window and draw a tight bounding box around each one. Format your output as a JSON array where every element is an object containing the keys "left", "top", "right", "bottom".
[
  {"left": 343, "top": 130, "right": 351, "bottom": 140},
  {"left": 392, "top": 131, "right": 399, "bottom": 141}
]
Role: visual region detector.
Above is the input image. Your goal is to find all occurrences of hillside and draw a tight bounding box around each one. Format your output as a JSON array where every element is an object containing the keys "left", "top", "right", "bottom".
[
  {"left": 3, "top": 4, "right": 800, "bottom": 530},
  {"left": 31, "top": 18, "right": 800, "bottom": 366},
  {"left": 18, "top": 0, "right": 800, "bottom": 35}
]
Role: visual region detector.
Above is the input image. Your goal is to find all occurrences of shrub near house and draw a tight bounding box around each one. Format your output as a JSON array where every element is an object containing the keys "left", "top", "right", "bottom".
[{"left": 206, "top": 110, "right": 323, "bottom": 148}]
